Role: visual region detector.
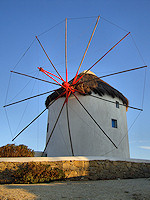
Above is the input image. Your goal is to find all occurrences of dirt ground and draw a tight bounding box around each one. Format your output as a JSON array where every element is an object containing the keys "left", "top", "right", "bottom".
[{"left": 0, "top": 178, "right": 150, "bottom": 200}]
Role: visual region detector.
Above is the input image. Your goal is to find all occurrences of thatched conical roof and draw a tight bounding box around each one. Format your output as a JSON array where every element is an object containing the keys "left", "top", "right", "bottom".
[{"left": 45, "top": 71, "right": 128, "bottom": 108}]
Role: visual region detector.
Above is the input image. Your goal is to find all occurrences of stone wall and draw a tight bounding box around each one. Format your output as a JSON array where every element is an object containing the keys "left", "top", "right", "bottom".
[{"left": 0, "top": 159, "right": 150, "bottom": 183}]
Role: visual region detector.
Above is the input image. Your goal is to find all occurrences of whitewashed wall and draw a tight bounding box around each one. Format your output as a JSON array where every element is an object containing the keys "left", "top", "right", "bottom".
[{"left": 45, "top": 92, "right": 129, "bottom": 159}]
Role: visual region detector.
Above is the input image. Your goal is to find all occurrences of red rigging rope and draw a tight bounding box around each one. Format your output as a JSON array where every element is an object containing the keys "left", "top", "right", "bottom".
[
  {"left": 38, "top": 65, "right": 145, "bottom": 112},
  {"left": 38, "top": 66, "right": 76, "bottom": 100},
  {"left": 38, "top": 67, "right": 63, "bottom": 81},
  {"left": 38, "top": 67, "right": 71, "bottom": 91},
  {"left": 38, "top": 67, "right": 64, "bottom": 88}
]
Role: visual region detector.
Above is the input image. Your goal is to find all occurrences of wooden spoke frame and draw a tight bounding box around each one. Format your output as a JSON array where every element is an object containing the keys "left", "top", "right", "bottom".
[{"left": 6, "top": 17, "right": 146, "bottom": 156}]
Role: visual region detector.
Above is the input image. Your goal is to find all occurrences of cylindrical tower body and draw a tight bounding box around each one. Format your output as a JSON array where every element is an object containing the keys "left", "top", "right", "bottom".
[{"left": 45, "top": 92, "right": 129, "bottom": 159}]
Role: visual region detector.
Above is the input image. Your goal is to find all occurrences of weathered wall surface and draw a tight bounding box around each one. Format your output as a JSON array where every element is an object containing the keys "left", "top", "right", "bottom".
[{"left": 0, "top": 159, "right": 150, "bottom": 184}]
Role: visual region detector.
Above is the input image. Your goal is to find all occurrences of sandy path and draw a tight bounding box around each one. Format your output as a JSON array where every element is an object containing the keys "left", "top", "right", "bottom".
[
  {"left": 0, "top": 178, "right": 150, "bottom": 200},
  {"left": 0, "top": 185, "right": 36, "bottom": 200}
]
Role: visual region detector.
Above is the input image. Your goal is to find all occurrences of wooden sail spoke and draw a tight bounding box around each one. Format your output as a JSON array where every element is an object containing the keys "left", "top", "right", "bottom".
[
  {"left": 99, "top": 65, "right": 147, "bottom": 79},
  {"left": 66, "top": 100, "right": 74, "bottom": 156},
  {"left": 12, "top": 99, "right": 56, "bottom": 141},
  {"left": 12, "top": 108, "right": 47, "bottom": 141},
  {"left": 73, "top": 16, "right": 100, "bottom": 84},
  {"left": 3, "top": 90, "right": 56, "bottom": 108},
  {"left": 11, "top": 70, "right": 59, "bottom": 86},
  {"left": 65, "top": 18, "right": 68, "bottom": 83},
  {"left": 43, "top": 99, "right": 66, "bottom": 154},
  {"left": 89, "top": 94, "right": 143, "bottom": 111},
  {"left": 35, "top": 36, "right": 64, "bottom": 81},
  {"left": 73, "top": 65, "right": 147, "bottom": 87}
]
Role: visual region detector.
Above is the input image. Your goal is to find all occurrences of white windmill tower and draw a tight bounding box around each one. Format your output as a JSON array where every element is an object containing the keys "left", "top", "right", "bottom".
[{"left": 45, "top": 70, "right": 130, "bottom": 158}]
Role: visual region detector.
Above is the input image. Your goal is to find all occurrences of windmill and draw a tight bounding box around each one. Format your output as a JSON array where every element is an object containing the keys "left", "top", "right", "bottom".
[{"left": 4, "top": 16, "right": 147, "bottom": 158}]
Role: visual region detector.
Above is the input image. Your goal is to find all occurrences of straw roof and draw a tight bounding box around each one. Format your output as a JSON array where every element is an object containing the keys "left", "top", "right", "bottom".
[{"left": 45, "top": 71, "right": 128, "bottom": 108}]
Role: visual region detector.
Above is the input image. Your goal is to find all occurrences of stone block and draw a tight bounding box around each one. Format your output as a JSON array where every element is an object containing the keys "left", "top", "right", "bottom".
[
  {"left": 65, "top": 170, "right": 78, "bottom": 178},
  {"left": 72, "top": 161, "right": 84, "bottom": 168},
  {"left": 83, "top": 161, "right": 89, "bottom": 169}
]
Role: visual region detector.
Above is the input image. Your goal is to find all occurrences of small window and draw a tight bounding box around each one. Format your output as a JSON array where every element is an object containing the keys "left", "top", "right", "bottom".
[
  {"left": 112, "top": 119, "right": 117, "bottom": 128},
  {"left": 116, "top": 101, "right": 119, "bottom": 108}
]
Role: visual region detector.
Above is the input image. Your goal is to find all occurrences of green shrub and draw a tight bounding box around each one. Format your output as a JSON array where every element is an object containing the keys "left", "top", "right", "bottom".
[
  {"left": 0, "top": 144, "right": 35, "bottom": 157},
  {"left": 12, "top": 162, "right": 65, "bottom": 183}
]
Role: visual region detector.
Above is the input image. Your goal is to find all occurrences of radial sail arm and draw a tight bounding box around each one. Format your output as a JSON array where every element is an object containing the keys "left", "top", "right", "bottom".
[
  {"left": 66, "top": 100, "right": 74, "bottom": 156},
  {"left": 43, "top": 99, "right": 66, "bottom": 154},
  {"left": 73, "top": 65, "right": 147, "bottom": 88},
  {"left": 73, "top": 16, "right": 100, "bottom": 84},
  {"left": 89, "top": 94, "right": 143, "bottom": 111},
  {"left": 11, "top": 70, "right": 59, "bottom": 86},
  {"left": 12, "top": 99, "right": 56, "bottom": 141},
  {"left": 36, "top": 36, "right": 64, "bottom": 81},
  {"left": 3, "top": 90, "right": 56, "bottom": 108}
]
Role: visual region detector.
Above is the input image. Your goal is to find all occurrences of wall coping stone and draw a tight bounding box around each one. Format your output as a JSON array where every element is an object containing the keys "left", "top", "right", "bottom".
[{"left": 0, "top": 156, "right": 150, "bottom": 163}]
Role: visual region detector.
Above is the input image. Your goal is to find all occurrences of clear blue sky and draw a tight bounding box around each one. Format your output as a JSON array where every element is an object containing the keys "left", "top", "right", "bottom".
[{"left": 0, "top": 0, "right": 150, "bottom": 159}]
